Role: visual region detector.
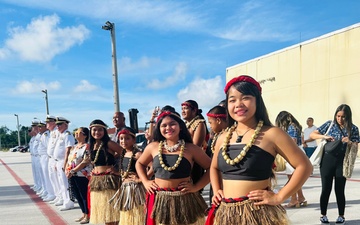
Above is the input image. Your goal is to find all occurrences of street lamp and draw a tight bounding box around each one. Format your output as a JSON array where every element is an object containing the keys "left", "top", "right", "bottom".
[
  {"left": 14, "top": 114, "right": 21, "bottom": 147},
  {"left": 102, "top": 21, "right": 120, "bottom": 112},
  {"left": 41, "top": 89, "right": 49, "bottom": 115}
]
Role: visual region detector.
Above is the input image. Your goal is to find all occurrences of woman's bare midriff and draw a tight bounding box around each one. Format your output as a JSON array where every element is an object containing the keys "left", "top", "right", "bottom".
[
  {"left": 223, "top": 179, "right": 270, "bottom": 197},
  {"left": 92, "top": 165, "right": 115, "bottom": 174},
  {"left": 155, "top": 177, "right": 191, "bottom": 189}
]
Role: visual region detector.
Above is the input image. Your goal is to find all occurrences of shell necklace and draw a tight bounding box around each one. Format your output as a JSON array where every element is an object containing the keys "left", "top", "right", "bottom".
[
  {"left": 163, "top": 139, "right": 184, "bottom": 152},
  {"left": 222, "top": 120, "right": 263, "bottom": 165},
  {"left": 211, "top": 130, "right": 225, "bottom": 154},
  {"left": 91, "top": 142, "right": 103, "bottom": 165},
  {"left": 158, "top": 139, "right": 185, "bottom": 171},
  {"left": 121, "top": 150, "right": 136, "bottom": 179}
]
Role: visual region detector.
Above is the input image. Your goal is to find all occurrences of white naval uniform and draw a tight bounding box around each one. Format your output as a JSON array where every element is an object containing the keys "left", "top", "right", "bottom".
[
  {"left": 47, "top": 128, "right": 61, "bottom": 201},
  {"left": 53, "top": 129, "right": 75, "bottom": 208},
  {"left": 38, "top": 130, "right": 55, "bottom": 199},
  {"left": 29, "top": 136, "right": 38, "bottom": 190},
  {"left": 33, "top": 133, "right": 44, "bottom": 192}
]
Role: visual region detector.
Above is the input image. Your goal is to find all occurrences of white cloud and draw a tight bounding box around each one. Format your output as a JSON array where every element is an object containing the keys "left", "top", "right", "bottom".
[
  {"left": 1, "top": 14, "right": 90, "bottom": 62},
  {"left": 119, "top": 56, "right": 161, "bottom": 73},
  {"left": 147, "top": 62, "right": 187, "bottom": 90},
  {"left": 177, "top": 76, "right": 224, "bottom": 108},
  {"left": 13, "top": 80, "right": 61, "bottom": 94},
  {"left": 212, "top": 1, "right": 294, "bottom": 42},
  {"left": 74, "top": 80, "right": 98, "bottom": 92},
  {"left": 1, "top": 0, "right": 205, "bottom": 32}
]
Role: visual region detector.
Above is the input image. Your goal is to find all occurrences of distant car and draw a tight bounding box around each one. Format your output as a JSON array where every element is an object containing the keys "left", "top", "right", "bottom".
[
  {"left": 136, "top": 133, "right": 146, "bottom": 148},
  {"left": 10, "top": 146, "right": 21, "bottom": 152},
  {"left": 18, "top": 145, "right": 29, "bottom": 153}
]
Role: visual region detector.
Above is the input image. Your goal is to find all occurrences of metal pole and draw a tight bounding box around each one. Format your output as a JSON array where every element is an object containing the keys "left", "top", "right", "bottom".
[
  {"left": 14, "top": 114, "right": 21, "bottom": 146},
  {"left": 102, "top": 21, "right": 120, "bottom": 112},
  {"left": 42, "top": 89, "right": 49, "bottom": 115},
  {"left": 110, "top": 23, "right": 120, "bottom": 112}
]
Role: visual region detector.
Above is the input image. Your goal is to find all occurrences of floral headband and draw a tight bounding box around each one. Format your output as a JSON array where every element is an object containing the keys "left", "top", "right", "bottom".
[
  {"left": 206, "top": 113, "right": 227, "bottom": 119},
  {"left": 157, "top": 111, "right": 181, "bottom": 122},
  {"left": 117, "top": 129, "right": 135, "bottom": 137},
  {"left": 224, "top": 75, "right": 262, "bottom": 94}
]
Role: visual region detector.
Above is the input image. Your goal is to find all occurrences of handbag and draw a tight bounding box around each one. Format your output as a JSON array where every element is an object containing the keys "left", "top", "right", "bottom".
[
  {"left": 274, "top": 154, "right": 286, "bottom": 172},
  {"left": 324, "top": 140, "right": 343, "bottom": 154},
  {"left": 343, "top": 142, "right": 358, "bottom": 178},
  {"left": 309, "top": 121, "right": 334, "bottom": 166}
]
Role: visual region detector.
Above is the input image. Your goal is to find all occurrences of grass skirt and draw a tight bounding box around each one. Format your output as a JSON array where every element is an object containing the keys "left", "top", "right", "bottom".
[
  {"left": 109, "top": 180, "right": 146, "bottom": 211},
  {"left": 214, "top": 199, "right": 289, "bottom": 225},
  {"left": 119, "top": 204, "right": 145, "bottom": 225},
  {"left": 152, "top": 190, "right": 207, "bottom": 225},
  {"left": 89, "top": 174, "right": 121, "bottom": 224},
  {"left": 89, "top": 173, "right": 121, "bottom": 191}
]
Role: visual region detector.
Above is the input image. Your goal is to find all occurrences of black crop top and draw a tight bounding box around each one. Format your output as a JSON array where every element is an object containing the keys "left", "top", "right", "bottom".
[
  {"left": 121, "top": 157, "right": 137, "bottom": 173},
  {"left": 217, "top": 144, "right": 274, "bottom": 181},
  {"left": 153, "top": 154, "right": 192, "bottom": 179},
  {"left": 91, "top": 148, "right": 115, "bottom": 167}
]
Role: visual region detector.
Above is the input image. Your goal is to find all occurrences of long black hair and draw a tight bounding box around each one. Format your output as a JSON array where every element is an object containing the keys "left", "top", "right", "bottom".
[
  {"left": 334, "top": 104, "right": 353, "bottom": 137},
  {"left": 275, "top": 111, "right": 302, "bottom": 134}
]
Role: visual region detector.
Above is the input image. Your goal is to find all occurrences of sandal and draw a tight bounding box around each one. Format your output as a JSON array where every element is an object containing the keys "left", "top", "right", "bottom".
[
  {"left": 299, "top": 200, "right": 308, "bottom": 207},
  {"left": 284, "top": 201, "right": 300, "bottom": 208},
  {"left": 79, "top": 217, "right": 90, "bottom": 224},
  {"left": 75, "top": 216, "right": 84, "bottom": 222}
]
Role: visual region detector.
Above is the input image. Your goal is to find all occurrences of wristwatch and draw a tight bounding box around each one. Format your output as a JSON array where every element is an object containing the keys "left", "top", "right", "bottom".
[{"left": 70, "top": 169, "right": 76, "bottom": 174}]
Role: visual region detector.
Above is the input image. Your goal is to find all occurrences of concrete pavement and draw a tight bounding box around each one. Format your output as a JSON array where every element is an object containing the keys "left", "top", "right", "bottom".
[{"left": 1, "top": 150, "right": 360, "bottom": 225}]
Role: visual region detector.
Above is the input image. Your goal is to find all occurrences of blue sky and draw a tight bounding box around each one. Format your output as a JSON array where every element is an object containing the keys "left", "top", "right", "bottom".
[{"left": 1, "top": 0, "right": 360, "bottom": 132}]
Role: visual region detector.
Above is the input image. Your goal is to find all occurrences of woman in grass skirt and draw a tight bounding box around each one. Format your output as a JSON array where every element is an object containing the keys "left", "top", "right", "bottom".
[
  {"left": 136, "top": 109, "right": 211, "bottom": 225},
  {"left": 88, "top": 119, "right": 123, "bottom": 225},
  {"left": 207, "top": 75, "right": 312, "bottom": 225},
  {"left": 109, "top": 127, "right": 146, "bottom": 225}
]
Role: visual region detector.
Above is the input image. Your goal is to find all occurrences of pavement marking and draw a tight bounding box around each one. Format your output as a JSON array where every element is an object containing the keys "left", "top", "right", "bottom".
[
  {"left": 0, "top": 158, "right": 68, "bottom": 225},
  {"left": 276, "top": 172, "right": 360, "bottom": 182}
]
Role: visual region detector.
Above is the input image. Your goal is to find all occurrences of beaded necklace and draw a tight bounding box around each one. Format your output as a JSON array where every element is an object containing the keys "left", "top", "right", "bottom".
[
  {"left": 221, "top": 120, "right": 263, "bottom": 165},
  {"left": 91, "top": 142, "right": 103, "bottom": 165},
  {"left": 158, "top": 139, "right": 185, "bottom": 171}
]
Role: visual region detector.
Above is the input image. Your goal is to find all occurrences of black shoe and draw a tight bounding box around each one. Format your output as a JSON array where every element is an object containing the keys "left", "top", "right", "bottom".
[
  {"left": 335, "top": 216, "right": 345, "bottom": 224},
  {"left": 320, "top": 215, "right": 329, "bottom": 224}
]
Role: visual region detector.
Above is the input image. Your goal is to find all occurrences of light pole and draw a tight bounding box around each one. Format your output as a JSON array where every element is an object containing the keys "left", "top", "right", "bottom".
[
  {"left": 102, "top": 21, "right": 120, "bottom": 112},
  {"left": 41, "top": 89, "right": 49, "bottom": 115},
  {"left": 14, "top": 114, "right": 21, "bottom": 146}
]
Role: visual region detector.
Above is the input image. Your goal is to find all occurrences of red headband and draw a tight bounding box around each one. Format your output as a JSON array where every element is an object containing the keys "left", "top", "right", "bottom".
[
  {"left": 157, "top": 111, "right": 180, "bottom": 122},
  {"left": 224, "top": 75, "right": 262, "bottom": 94},
  {"left": 117, "top": 129, "right": 135, "bottom": 138},
  {"left": 206, "top": 113, "right": 227, "bottom": 119},
  {"left": 181, "top": 102, "right": 196, "bottom": 109}
]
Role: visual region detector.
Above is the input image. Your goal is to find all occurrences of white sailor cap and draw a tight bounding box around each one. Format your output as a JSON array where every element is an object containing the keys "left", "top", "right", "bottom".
[
  {"left": 31, "top": 119, "right": 40, "bottom": 126},
  {"left": 37, "top": 121, "right": 46, "bottom": 127},
  {"left": 55, "top": 116, "right": 70, "bottom": 124},
  {"left": 45, "top": 115, "right": 56, "bottom": 122}
]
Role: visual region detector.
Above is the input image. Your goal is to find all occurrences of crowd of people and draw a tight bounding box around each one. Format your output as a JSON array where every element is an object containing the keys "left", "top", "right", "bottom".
[{"left": 27, "top": 75, "right": 358, "bottom": 225}]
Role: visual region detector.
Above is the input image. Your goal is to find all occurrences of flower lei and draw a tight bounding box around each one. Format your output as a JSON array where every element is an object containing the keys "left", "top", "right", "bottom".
[
  {"left": 158, "top": 139, "right": 185, "bottom": 171},
  {"left": 221, "top": 120, "right": 264, "bottom": 165}
]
